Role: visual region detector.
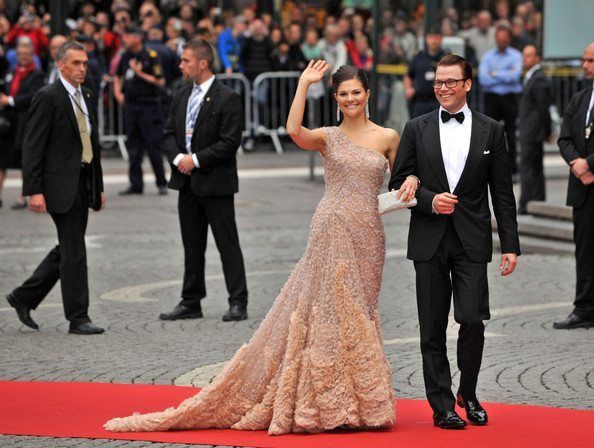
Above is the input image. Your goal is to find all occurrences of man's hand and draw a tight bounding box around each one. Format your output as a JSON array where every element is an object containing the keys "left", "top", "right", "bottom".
[
  {"left": 570, "top": 158, "right": 589, "bottom": 178},
  {"left": 129, "top": 58, "right": 143, "bottom": 75},
  {"left": 405, "top": 86, "right": 415, "bottom": 99},
  {"left": 225, "top": 67, "right": 233, "bottom": 76},
  {"left": 500, "top": 253, "right": 518, "bottom": 276},
  {"left": 178, "top": 155, "right": 196, "bottom": 175},
  {"left": 0, "top": 94, "right": 10, "bottom": 106},
  {"left": 94, "top": 192, "right": 106, "bottom": 211},
  {"left": 432, "top": 192, "right": 458, "bottom": 215},
  {"left": 114, "top": 92, "right": 124, "bottom": 105},
  {"left": 29, "top": 194, "right": 46, "bottom": 214},
  {"left": 580, "top": 170, "right": 594, "bottom": 185}
]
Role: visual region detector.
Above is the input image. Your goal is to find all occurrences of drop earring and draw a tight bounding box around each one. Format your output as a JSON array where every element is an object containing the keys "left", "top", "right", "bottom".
[
  {"left": 336, "top": 106, "right": 340, "bottom": 122},
  {"left": 365, "top": 102, "right": 370, "bottom": 119}
]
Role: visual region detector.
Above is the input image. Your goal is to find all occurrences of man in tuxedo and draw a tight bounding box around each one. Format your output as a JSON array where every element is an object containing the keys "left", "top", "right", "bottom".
[
  {"left": 390, "top": 55, "right": 520, "bottom": 429},
  {"left": 553, "top": 42, "right": 594, "bottom": 330},
  {"left": 158, "top": 38, "right": 248, "bottom": 322},
  {"left": 5, "top": 41, "right": 105, "bottom": 335},
  {"left": 518, "top": 45, "right": 552, "bottom": 214}
]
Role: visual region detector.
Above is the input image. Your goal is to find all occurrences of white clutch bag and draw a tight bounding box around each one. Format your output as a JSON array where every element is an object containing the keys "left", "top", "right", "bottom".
[{"left": 377, "top": 190, "right": 417, "bottom": 215}]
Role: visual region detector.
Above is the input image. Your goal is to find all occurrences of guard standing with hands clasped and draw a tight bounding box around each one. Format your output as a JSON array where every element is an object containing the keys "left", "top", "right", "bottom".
[{"left": 114, "top": 25, "right": 168, "bottom": 195}]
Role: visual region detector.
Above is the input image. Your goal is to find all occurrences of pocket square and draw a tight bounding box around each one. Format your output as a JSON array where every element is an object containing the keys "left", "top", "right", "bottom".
[{"left": 483, "top": 150, "right": 490, "bottom": 155}]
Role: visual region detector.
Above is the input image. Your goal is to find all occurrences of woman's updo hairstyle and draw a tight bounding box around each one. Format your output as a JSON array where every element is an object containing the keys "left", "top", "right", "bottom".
[{"left": 331, "top": 65, "right": 369, "bottom": 92}]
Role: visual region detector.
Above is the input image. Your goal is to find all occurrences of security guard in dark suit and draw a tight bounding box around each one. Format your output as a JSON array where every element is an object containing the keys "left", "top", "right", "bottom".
[
  {"left": 404, "top": 29, "right": 447, "bottom": 118},
  {"left": 114, "top": 25, "right": 168, "bottom": 195}
]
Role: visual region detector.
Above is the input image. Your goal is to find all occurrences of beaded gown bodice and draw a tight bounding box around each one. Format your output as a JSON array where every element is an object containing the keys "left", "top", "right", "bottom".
[{"left": 105, "top": 126, "right": 395, "bottom": 435}]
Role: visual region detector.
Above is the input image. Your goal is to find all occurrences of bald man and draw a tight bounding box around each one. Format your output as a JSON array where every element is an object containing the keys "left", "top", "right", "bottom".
[
  {"left": 554, "top": 42, "right": 594, "bottom": 329},
  {"left": 47, "top": 35, "right": 67, "bottom": 83}
]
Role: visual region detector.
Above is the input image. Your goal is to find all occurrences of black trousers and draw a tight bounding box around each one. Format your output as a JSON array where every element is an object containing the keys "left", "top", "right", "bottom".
[
  {"left": 413, "top": 221, "right": 489, "bottom": 413},
  {"left": 12, "top": 171, "right": 91, "bottom": 325},
  {"left": 484, "top": 93, "right": 519, "bottom": 174},
  {"left": 573, "top": 186, "right": 594, "bottom": 317},
  {"left": 519, "top": 139, "right": 546, "bottom": 211},
  {"left": 178, "top": 183, "right": 248, "bottom": 309},
  {"left": 123, "top": 102, "right": 167, "bottom": 192}
]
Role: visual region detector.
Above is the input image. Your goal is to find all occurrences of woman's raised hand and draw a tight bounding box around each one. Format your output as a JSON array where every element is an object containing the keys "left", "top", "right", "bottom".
[{"left": 299, "top": 60, "right": 329, "bottom": 85}]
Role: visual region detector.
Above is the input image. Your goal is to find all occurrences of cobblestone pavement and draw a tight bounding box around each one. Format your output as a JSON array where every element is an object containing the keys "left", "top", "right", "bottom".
[{"left": 1, "top": 152, "right": 592, "bottom": 447}]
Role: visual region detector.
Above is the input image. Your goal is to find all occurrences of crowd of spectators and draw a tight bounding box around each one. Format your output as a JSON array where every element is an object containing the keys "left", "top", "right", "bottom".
[{"left": 0, "top": 0, "right": 547, "bottom": 208}]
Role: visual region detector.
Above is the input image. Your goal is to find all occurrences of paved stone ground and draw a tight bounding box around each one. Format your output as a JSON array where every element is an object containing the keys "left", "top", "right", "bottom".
[{"left": 1, "top": 149, "right": 593, "bottom": 447}]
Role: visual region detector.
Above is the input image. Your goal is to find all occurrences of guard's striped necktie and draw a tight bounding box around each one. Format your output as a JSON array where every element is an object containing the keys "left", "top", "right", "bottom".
[{"left": 185, "top": 85, "right": 202, "bottom": 153}]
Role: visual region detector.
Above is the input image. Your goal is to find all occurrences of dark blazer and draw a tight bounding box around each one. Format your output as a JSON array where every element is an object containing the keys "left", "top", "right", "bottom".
[
  {"left": 4, "top": 69, "right": 45, "bottom": 154},
  {"left": 389, "top": 109, "right": 521, "bottom": 263},
  {"left": 519, "top": 67, "right": 552, "bottom": 142},
  {"left": 22, "top": 79, "right": 103, "bottom": 213},
  {"left": 558, "top": 85, "right": 594, "bottom": 208},
  {"left": 163, "top": 78, "right": 243, "bottom": 196}
]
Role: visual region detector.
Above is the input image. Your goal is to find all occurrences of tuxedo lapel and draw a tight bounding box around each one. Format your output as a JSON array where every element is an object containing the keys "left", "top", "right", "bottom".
[
  {"left": 55, "top": 80, "right": 80, "bottom": 140},
  {"left": 192, "top": 81, "right": 218, "bottom": 135},
  {"left": 420, "top": 111, "right": 449, "bottom": 192},
  {"left": 453, "top": 112, "right": 489, "bottom": 194}
]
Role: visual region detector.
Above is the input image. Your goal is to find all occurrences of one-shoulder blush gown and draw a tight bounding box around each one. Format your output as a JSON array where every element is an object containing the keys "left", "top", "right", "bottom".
[{"left": 105, "top": 126, "right": 396, "bottom": 435}]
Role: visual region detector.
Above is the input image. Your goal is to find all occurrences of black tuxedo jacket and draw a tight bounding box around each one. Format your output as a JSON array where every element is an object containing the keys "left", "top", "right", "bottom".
[
  {"left": 163, "top": 79, "right": 243, "bottom": 196},
  {"left": 22, "top": 80, "right": 103, "bottom": 213},
  {"left": 519, "top": 68, "right": 552, "bottom": 142},
  {"left": 558, "top": 85, "right": 594, "bottom": 208},
  {"left": 389, "top": 109, "right": 520, "bottom": 263}
]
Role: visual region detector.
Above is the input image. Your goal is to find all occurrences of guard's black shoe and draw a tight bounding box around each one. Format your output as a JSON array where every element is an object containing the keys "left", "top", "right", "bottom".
[
  {"left": 69, "top": 321, "right": 105, "bottom": 335},
  {"left": 457, "top": 394, "right": 488, "bottom": 425},
  {"left": 553, "top": 312, "right": 594, "bottom": 329},
  {"left": 6, "top": 294, "right": 39, "bottom": 330},
  {"left": 433, "top": 410, "right": 467, "bottom": 429},
  {"left": 158, "top": 186, "right": 168, "bottom": 195},
  {"left": 159, "top": 304, "right": 203, "bottom": 320},
  {"left": 222, "top": 304, "right": 247, "bottom": 321},
  {"left": 118, "top": 187, "right": 142, "bottom": 195}
]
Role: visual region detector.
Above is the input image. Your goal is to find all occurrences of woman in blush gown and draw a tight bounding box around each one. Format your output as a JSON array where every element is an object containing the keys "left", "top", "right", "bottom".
[{"left": 104, "top": 61, "right": 420, "bottom": 436}]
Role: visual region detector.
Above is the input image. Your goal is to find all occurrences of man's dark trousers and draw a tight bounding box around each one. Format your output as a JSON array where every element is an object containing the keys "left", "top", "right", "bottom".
[{"left": 12, "top": 168, "right": 92, "bottom": 325}]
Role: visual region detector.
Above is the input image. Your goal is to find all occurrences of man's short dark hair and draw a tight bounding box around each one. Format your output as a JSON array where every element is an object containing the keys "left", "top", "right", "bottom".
[
  {"left": 495, "top": 24, "right": 512, "bottom": 36},
  {"left": 437, "top": 54, "right": 473, "bottom": 81},
  {"left": 524, "top": 43, "right": 541, "bottom": 58},
  {"left": 56, "top": 40, "right": 86, "bottom": 62},
  {"left": 183, "top": 38, "right": 214, "bottom": 69}
]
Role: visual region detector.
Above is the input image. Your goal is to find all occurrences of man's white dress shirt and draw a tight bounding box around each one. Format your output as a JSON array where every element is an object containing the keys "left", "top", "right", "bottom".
[{"left": 173, "top": 75, "right": 215, "bottom": 169}]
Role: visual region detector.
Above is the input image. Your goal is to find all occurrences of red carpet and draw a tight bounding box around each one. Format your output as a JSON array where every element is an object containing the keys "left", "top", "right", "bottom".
[{"left": 0, "top": 381, "right": 592, "bottom": 447}]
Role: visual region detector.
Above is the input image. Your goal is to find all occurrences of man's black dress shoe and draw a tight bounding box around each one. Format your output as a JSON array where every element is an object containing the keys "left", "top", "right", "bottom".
[
  {"left": 457, "top": 394, "right": 488, "bottom": 425},
  {"left": 159, "top": 304, "right": 203, "bottom": 320},
  {"left": 69, "top": 322, "right": 105, "bottom": 334},
  {"left": 118, "top": 187, "right": 142, "bottom": 195},
  {"left": 222, "top": 304, "right": 248, "bottom": 322},
  {"left": 553, "top": 312, "right": 594, "bottom": 329},
  {"left": 158, "top": 186, "right": 168, "bottom": 195},
  {"left": 6, "top": 294, "right": 39, "bottom": 330},
  {"left": 433, "top": 410, "right": 467, "bottom": 429}
]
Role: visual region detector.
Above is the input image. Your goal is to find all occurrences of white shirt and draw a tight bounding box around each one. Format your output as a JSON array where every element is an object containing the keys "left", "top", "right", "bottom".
[
  {"left": 173, "top": 75, "right": 216, "bottom": 169},
  {"left": 60, "top": 75, "right": 91, "bottom": 134},
  {"left": 586, "top": 81, "right": 594, "bottom": 126},
  {"left": 438, "top": 103, "right": 472, "bottom": 192}
]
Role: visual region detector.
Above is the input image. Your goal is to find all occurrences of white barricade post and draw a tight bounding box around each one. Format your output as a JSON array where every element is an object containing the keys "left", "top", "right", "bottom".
[
  {"left": 98, "top": 78, "right": 128, "bottom": 160},
  {"left": 214, "top": 73, "right": 251, "bottom": 154}
]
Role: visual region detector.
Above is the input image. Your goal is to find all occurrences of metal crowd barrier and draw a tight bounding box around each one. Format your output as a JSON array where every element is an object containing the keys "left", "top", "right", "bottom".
[
  {"left": 98, "top": 78, "right": 128, "bottom": 160},
  {"left": 98, "top": 67, "right": 589, "bottom": 161},
  {"left": 98, "top": 74, "right": 252, "bottom": 158}
]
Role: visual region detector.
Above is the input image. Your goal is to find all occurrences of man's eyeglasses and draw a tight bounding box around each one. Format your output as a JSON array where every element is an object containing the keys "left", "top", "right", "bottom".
[{"left": 433, "top": 78, "right": 466, "bottom": 89}]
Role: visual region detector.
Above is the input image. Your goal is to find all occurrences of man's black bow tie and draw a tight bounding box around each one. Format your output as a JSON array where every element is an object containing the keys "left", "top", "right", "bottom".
[{"left": 441, "top": 110, "right": 465, "bottom": 124}]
